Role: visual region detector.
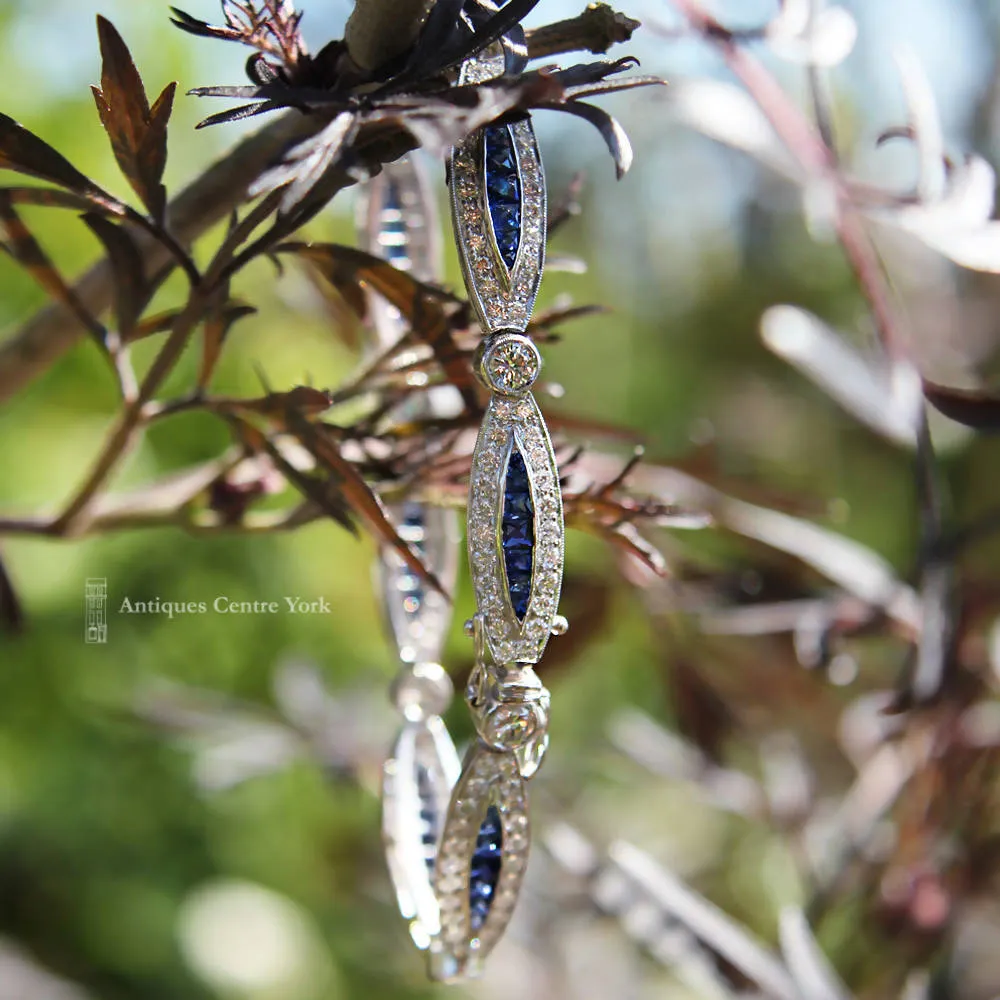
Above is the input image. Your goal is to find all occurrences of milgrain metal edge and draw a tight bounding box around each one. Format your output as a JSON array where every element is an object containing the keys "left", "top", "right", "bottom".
[
  {"left": 430, "top": 741, "right": 530, "bottom": 980},
  {"left": 450, "top": 121, "right": 547, "bottom": 336},
  {"left": 467, "top": 393, "right": 564, "bottom": 665}
]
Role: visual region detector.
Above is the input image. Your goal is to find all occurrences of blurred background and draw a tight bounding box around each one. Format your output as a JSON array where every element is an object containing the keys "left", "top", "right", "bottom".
[{"left": 2, "top": 1, "right": 1000, "bottom": 998}]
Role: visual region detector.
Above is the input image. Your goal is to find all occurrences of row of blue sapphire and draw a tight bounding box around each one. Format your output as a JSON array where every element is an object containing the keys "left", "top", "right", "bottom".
[
  {"left": 501, "top": 447, "right": 534, "bottom": 621},
  {"left": 416, "top": 763, "right": 438, "bottom": 870},
  {"left": 397, "top": 502, "right": 425, "bottom": 620},
  {"left": 483, "top": 125, "right": 521, "bottom": 271},
  {"left": 380, "top": 179, "right": 409, "bottom": 265},
  {"left": 469, "top": 805, "right": 503, "bottom": 932}
]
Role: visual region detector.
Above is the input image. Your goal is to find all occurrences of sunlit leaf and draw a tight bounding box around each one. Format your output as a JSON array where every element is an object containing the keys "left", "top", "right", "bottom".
[
  {"left": 767, "top": 3, "right": 858, "bottom": 67},
  {"left": 778, "top": 907, "right": 851, "bottom": 1000},
  {"left": 669, "top": 78, "right": 800, "bottom": 181},
  {"left": 608, "top": 842, "right": 798, "bottom": 1000},
  {"left": 277, "top": 241, "right": 454, "bottom": 321},
  {"left": 249, "top": 112, "right": 357, "bottom": 214},
  {"left": 92, "top": 16, "right": 176, "bottom": 222},
  {"left": 881, "top": 156, "right": 1000, "bottom": 271},
  {"left": 893, "top": 47, "right": 946, "bottom": 202},
  {"left": 538, "top": 99, "right": 633, "bottom": 178},
  {"left": 760, "top": 305, "right": 921, "bottom": 447}
]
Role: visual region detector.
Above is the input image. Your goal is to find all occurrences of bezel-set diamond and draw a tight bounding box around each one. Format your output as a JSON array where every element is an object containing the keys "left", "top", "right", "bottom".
[{"left": 477, "top": 332, "right": 542, "bottom": 395}]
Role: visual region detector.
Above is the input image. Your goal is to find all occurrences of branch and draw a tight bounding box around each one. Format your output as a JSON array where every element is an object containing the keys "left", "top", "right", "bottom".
[
  {"left": 344, "top": 0, "right": 437, "bottom": 71},
  {"left": 0, "top": 3, "right": 641, "bottom": 405},
  {"left": 524, "top": 2, "right": 641, "bottom": 59},
  {"left": 0, "top": 0, "right": 431, "bottom": 405},
  {"left": 0, "top": 111, "right": 317, "bottom": 403}
]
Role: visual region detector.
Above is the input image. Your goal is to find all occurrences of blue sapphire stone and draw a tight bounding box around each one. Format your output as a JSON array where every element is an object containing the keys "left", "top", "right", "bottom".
[
  {"left": 469, "top": 805, "right": 503, "bottom": 931},
  {"left": 483, "top": 126, "right": 521, "bottom": 270},
  {"left": 398, "top": 502, "right": 425, "bottom": 618},
  {"left": 381, "top": 181, "right": 409, "bottom": 263},
  {"left": 501, "top": 448, "right": 534, "bottom": 620},
  {"left": 505, "top": 549, "right": 533, "bottom": 576},
  {"left": 416, "top": 764, "right": 437, "bottom": 870},
  {"left": 505, "top": 449, "right": 529, "bottom": 488}
]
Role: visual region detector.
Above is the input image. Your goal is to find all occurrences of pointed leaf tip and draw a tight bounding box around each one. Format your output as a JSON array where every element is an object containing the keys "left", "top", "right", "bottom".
[{"left": 93, "top": 16, "right": 174, "bottom": 221}]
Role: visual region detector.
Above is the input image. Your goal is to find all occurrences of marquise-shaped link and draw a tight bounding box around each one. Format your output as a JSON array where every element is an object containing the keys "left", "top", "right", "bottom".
[
  {"left": 467, "top": 393, "right": 564, "bottom": 665},
  {"left": 430, "top": 742, "right": 530, "bottom": 980},
  {"left": 357, "top": 159, "right": 462, "bottom": 668},
  {"left": 382, "top": 716, "right": 462, "bottom": 948},
  {"left": 357, "top": 157, "right": 443, "bottom": 348},
  {"left": 450, "top": 118, "right": 546, "bottom": 335},
  {"left": 378, "top": 503, "right": 460, "bottom": 666}
]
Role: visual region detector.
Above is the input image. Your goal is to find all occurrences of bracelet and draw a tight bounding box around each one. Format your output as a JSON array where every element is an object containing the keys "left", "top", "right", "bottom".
[
  {"left": 362, "top": 22, "right": 568, "bottom": 977},
  {"left": 429, "top": 35, "right": 566, "bottom": 980}
]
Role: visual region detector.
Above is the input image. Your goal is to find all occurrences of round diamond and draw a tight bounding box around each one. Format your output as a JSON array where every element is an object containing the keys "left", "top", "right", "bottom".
[{"left": 480, "top": 335, "right": 541, "bottom": 396}]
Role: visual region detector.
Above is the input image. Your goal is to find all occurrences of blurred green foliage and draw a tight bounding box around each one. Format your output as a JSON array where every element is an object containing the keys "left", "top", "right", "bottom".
[{"left": 2, "top": 3, "right": 999, "bottom": 999}]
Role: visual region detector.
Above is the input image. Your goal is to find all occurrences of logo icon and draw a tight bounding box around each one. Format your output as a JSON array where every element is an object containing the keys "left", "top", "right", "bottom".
[{"left": 85, "top": 578, "right": 108, "bottom": 644}]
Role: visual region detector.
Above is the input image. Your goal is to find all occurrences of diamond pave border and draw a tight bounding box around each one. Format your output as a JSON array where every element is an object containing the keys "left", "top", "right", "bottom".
[
  {"left": 431, "top": 743, "right": 529, "bottom": 979},
  {"left": 468, "top": 393, "right": 564, "bottom": 665},
  {"left": 451, "top": 119, "right": 546, "bottom": 335}
]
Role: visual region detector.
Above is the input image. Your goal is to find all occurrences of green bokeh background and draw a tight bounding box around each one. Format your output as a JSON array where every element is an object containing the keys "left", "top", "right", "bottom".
[{"left": 1, "top": 1, "right": 999, "bottom": 998}]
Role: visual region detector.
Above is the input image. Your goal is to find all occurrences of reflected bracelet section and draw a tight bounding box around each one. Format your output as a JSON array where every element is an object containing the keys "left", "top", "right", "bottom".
[{"left": 356, "top": 160, "right": 463, "bottom": 959}]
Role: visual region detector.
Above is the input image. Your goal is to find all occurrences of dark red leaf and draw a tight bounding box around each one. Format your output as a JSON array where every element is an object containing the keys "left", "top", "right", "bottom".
[
  {"left": 82, "top": 214, "right": 150, "bottom": 337},
  {"left": 230, "top": 417, "right": 358, "bottom": 536},
  {"left": 537, "top": 99, "right": 634, "bottom": 178},
  {"left": 0, "top": 186, "right": 120, "bottom": 213},
  {"left": 279, "top": 408, "right": 448, "bottom": 597},
  {"left": 277, "top": 241, "right": 477, "bottom": 409},
  {"left": 169, "top": 3, "right": 305, "bottom": 69},
  {"left": 231, "top": 385, "right": 333, "bottom": 418},
  {"left": 0, "top": 193, "right": 106, "bottom": 344},
  {"left": 92, "top": 16, "right": 176, "bottom": 221},
  {"left": 199, "top": 300, "right": 258, "bottom": 390},
  {"left": 0, "top": 113, "right": 122, "bottom": 212},
  {"left": 277, "top": 242, "right": 455, "bottom": 318},
  {"left": 124, "top": 309, "right": 181, "bottom": 344},
  {"left": 923, "top": 381, "right": 1000, "bottom": 431}
]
